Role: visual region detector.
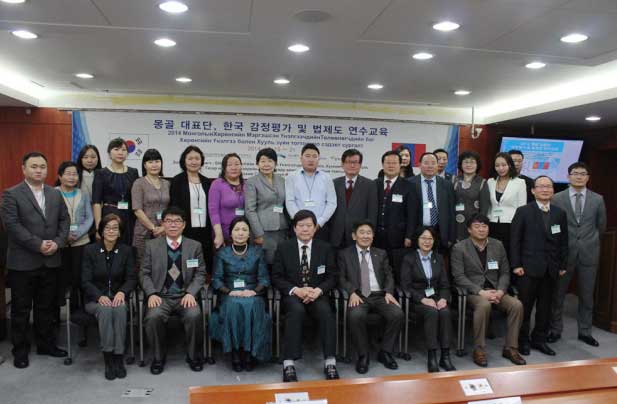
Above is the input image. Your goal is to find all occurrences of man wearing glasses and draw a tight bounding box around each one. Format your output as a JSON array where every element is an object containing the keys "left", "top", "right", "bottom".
[
  {"left": 548, "top": 162, "right": 607, "bottom": 347},
  {"left": 140, "top": 206, "right": 206, "bottom": 374}
]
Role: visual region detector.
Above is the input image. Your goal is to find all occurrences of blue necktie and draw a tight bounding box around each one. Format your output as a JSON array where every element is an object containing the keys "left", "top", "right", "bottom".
[{"left": 425, "top": 179, "right": 438, "bottom": 226}]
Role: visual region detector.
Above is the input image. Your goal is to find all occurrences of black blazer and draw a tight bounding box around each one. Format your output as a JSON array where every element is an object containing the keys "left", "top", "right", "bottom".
[
  {"left": 409, "top": 175, "right": 456, "bottom": 249},
  {"left": 519, "top": 174, "right": 535, "bottom": 203},
  {"left": 330, "top": 175, "right": 378, "bottom": 248},
  {"left": 271, "top": 238, "right": 337, "bottom": 296},
  {"left": 169, "top": 171, "right": 212, "bottom": 230},
  {"left": 400, "top": 250, "right": 451, "bottom": 304},
  {"left": 81, "top": 241, "right": 137, "bottom": 303},
  {"left": 337, "top": 245, "right": 394, "bottom": 296},
  {"left": 510, "top": 202, "right": 569, "bottom": 279},
  {"left": 375, "top": 177, "right": 416, "bottom": 248}
]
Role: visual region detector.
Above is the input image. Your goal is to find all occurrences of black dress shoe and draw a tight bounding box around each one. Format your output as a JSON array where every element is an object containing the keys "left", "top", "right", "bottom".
[
  {"left": 578, "top": 334, "right": 599, "bottom": 347},
  {"left": 103, "top": 352, "right": 116, "bottom": 380},
  {"left": 356, "top": 355, "right": 369, "bottom": 374},
  {"left": 519, "top": 343, "right": 530, "bottom": 356},
  {"left": 427, "top": 350, "right": 439, "bottom": 373},
  {"left": 439, "top": 349, "right": 456, "bottom": 371},
  {"left": 188, "top": 359, "right": 203, "bottom": 372},
  {"left": 283, "top": 365, "right": 297, "bottom": 382},
  {"left": 324, "top": 364, "right": 340, "bottom": 380},
  {"left": 114, "top": 354, "right": 127, "bottom": 378},
  {"left": 530, "top": 342, "right": 556, "bottom": 356},
  {"left": 547, "top": 333, "right": 561, "bottom": 343},
  {"left": 244, "top": 356, "right": 256, "bottom": 372},
  {"left": 378, "top": 351, "right": 398, "bottom": 370},
  {"left": 231, "top": 350, "right": 243, "bottom": 372},
  {"left": 150, "top": 359, "right": 165, "bottom": 375},
  {"left": 36, "top": 347, "right": 68, "bottom": 358},
  {"left": 13, "top": 357, "right": 29, "bottom": 369}
]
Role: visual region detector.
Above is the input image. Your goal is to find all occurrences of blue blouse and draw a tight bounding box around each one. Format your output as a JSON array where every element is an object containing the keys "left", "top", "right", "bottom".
[{"left": 212, "top": 245, "right": 270, "bottom": 294}]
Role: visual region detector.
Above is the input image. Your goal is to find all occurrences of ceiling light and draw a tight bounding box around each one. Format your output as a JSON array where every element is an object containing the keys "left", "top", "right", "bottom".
[
  {"left": 11, "top": 30, "right": 38, "bottom": 39},
  {"left": 75, "top": 73, "right": 94, "bottom": 79},
  {"left": 158, "top": 1, "right": 188, "bottom": 14},
  {"left": 2, "top": 0, "right": 27, "bottom": 4},
  {"left": 454, "top": 89, "right": 471, "bottom": 96},
  {"left": 154, "top": 38, "right": 176, "bottom": 47},
  {"left": 273, "top": 77, "right": 290, "bottom": 85},
  {"left": 288, "top": 44, "right": 310, "bottom": 53},
  {"left": 585, "top": 115, "right": 601, "bottom": 121},
  {"left": 560, "top": 33, "right": 588, "bottom": 43},
  {"left": 175, "top": 76, "right": 192, "bottom": 83},
  {"left": 367, "top": 83, "right": 384, "bottom": 90},
  {"left": 433, "top": 21, "right": 460, "bottom": 32},
  {"left": 412, "top": 52, "right": 433, "bottom": 60},
  {"left": 526, "top": 61, "right": 546, "bottom": 69}
]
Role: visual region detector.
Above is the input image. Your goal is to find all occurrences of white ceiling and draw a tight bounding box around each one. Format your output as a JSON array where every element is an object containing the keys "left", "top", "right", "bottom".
[{"left": 1, "top": 0, "right": 617, "bottom": 115}]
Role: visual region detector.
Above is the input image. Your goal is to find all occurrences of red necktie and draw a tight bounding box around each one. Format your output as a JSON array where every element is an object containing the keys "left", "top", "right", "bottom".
[
  {"left": 345, "top": 179, "right": 353, "bottom": 205},
  {"left": 171, "top": 240, "right": 179, "bottom": 250},
  {"left": 385, "top": 179, "right": 392, "bottom": 195}
]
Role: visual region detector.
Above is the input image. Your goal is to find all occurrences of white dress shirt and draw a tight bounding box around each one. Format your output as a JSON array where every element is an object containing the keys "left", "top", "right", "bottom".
[
  {"left": 356, "top": 245, "right": 380, "bottom": 292},
  {"left": 420, "top": 175, "right": 438, "bottom": 226},
  {"left": 26, "top": 180, "right": 46, "bottom": 216}
]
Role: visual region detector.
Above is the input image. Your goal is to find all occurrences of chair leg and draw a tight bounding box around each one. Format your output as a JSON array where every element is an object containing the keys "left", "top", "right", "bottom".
[
  {"left": 404, "top": 297, "right": 410, "bottom": 357},
  {"left": 138, "top": 296, "right": 145, "bottom": 367},
  {"left": 126, "top": 294, "right": 135, "bottom": 365},
  {"left": 334, "top": 298, "right": 339, "bottom": 358},
  {"left": 275, "top": 300, "right": 280, "bottom": 362},
  {"left": 398, "top": 296, "right": 411, "bottom": 361},
  {"left": 343, "top": 299, "right": 350, "bottom": 362},
  {"left": 456, "top": 295, "right": 467, "bottom": 357},
  {"left": 64, "top": 298, "right": 72, "bottom": 366},
  {"left": 204, "top": 295, "right": 214, "bottom": 365}
]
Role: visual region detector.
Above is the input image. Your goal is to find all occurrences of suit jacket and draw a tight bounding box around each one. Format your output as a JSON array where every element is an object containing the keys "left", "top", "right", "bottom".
[
  {"left": 450, "top": 237, "right": 510, "bottom": 295},
  {"left": 409, "top": 175, "right": 456, "bottom": 248},
  {"left": 375, "top": 177, "right": 416, "bottom": 249},
  {"left": 400, "top": 250, "right": 451, "bottom": 304},
  {"left": 519, "top": 174, "right": 535, "bottom": 203},
  {"left": 0, "top": 181, "right": 70, "bottom": 270},
  {"left": 552, "top": 188, "right": 607, "bottom": 270},
  {"left": 81, "top": 241, "right": 137, "bottom": 303},
  {"left": 271, "top": 238, "right": 337, "bottom": 296},
  {"left": 140, "top": 236, "right": 206, "bottom": 297},
  {"left": 169, "top": 172, "right": 212, "bottom": 230},
  {"left": 244, "top": 173, "right": 289, "bottom": 238},
  {"left": 510, "top": 202, "right": 569, "bottom": 279},
  {"left": 337, "top": 245, "right": 394, "bottom": 296},
  {"left": 330, "top": 175, "right": 378, "bottom": 248},
  {"left": 487, "top": 177, "right": 527, "bottom": 223}
]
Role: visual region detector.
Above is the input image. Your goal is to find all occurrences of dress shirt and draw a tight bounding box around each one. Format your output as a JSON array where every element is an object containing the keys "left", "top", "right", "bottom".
[
  {"left": 345, "top": 175, "right": 358, "bottom": 189},
  {"left": 189, "top": 181, "right": 207, "bottom": 228},
  {"left": 166, "top": 236, "right": 183, "bottom": 249},
  {"left": 285, "top": 169, "right": 337, "bottom": 227},
  {"left": 418, "top": 250, "right": 433, "bottom": 281},
  {"left": 26, "top": 180, "right": 46, "bottom": 215},
  {"left": 569, "top": 186, "right": 587, "bottom": 215},
  {"left": 420, "top": 175, "right": 438, "bottom": 226},
  {"left": 356, "top": 245, "right": 380, "bottom": 292},
  {"left": 536, "top": 201, "right": 551, "bottom": 212},
  {"left": 383, "top": 175, "right": 398, "bottom": 190},
  {"left": 289, "top": 238, "right": 314, "bottom": 296}
]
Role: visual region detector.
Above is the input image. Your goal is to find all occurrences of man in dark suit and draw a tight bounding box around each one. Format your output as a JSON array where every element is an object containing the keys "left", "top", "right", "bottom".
[
  {"left": 338, "top": 220, "right": 403, "bottom": 374},
  {"left": 410, "top": 152, "right": 456, "bottom": 251},
  {"left": 0, "top": 152, "right": 70, "bottom": 368},
  {"left": 510, "top": 175, "right": 568, "bottom": 356},
  {"left": 272, "top": 210, "right": 339, "bottom": 382},
  {"left": 374, "top": 151, "right": 416, "bottom": 275},
  {"left": 434, "top": 148, "right": 453, "bottom": 182},
  {"left": 508, "top": 150, "right": 534, "bottom": 203},
  {"left": 331, "top": 149, "right": 378, "bottom": 248}
]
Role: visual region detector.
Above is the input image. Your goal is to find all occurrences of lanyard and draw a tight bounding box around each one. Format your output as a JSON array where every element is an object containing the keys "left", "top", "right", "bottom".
[{"left": 301, "top": 171, "right": 317, "bottom": 200}]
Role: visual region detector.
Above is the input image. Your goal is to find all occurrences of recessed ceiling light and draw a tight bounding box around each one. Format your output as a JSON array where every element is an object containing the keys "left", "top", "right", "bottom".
[
  {"left": 273, "top": 77, "right": 290, "bottom": 85},
  {"left": 288, "top": 43, "right": 310, "bottom": 53},
  {"left": 561, "top": 33, "right": 588, "bottom": 43},
  {"left": 454, "top": 89, "right": 471, "bottom": 96},
  {"left": 75, "top": 73, "right": 94, "bottom": 79},
  {"left": 412, "top": 52, "right": 433, "bottom": 60},
  {"left": 175, "top": 76, "right": 192, "bottom": 83},
  {"left": 433, "top": 21, "right": 460, "bottom": 32},
  {"left": 158, "top": 1, "right": 188, "bottom": 14},
  {"left": 585, "top": 115, "right": 601, "bottom": 121},
  {"left": 526, "top": 61, "right": 546, "bottom": 69},
  {"left": 2, "top": 0, "right": 27, "bottom": 4},
  {"left": 367, "top": 83, "right": 384, "bottom": 90},
  {"left": 154, "top": 38, "right": 176, "bottom": 47},
  {"left": 11, "top": 30, "right": 38, "bottom": 39}
]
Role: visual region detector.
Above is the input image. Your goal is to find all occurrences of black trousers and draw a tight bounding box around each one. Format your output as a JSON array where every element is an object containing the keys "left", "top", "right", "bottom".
[
  {"left": 8, "top": 267, "right": 58, "bottom": 358},
  {"left": 413, "top": 303, "right": 452, "bottom": 350},
  {"left": 516, "top": 271, "right": 555, "bottom": 344},
  {"left": 348, "top": 293, "right": 404, "bottom": 355},
  {"left": 283, "top": 295, "right": 336, "bottom": 360}
]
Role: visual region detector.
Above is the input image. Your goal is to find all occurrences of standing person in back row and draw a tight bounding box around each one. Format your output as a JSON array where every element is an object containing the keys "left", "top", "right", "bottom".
[{"left": 508, "top": 150, "right": 534, "bottom": 203}]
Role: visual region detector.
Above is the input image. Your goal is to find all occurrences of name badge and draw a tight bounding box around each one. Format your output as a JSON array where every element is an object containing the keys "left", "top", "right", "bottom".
[
  {"left": 186, "top": 258, "right": 199, "bottom": 268},
  {"left": 317, "top": 265, "right": 326, "bottom": 275},
  {"left": 423, "top": 202, "right": 433, "bottom": 209},
  {"left": 233, "top": 279, "right": 246, "bottom": 289},
  {"left": 392, "top": 194, "right": 403, "bottom": 203},
  {"left": 487, "top": 260, "right": 499, "bottom": 270},
  {"left": 551, "top": 224, "right": 561, "bottom": 234},
  {"left": 193, "top": 207, "right": 204, "bottom": 215},
  {"left": 304, "top": 200, "right": 316, "bottom": 207},
  {"left": 493, "top": 207, "right": 504, "bottom": 216},
  {"left": 69, "top": 224, "right": 79, "bottom": 232},
  {"left": 117, "top": 201, "right": 129, "bottom": 210},
  {"left": 456, "top": 203, "right": 465, "bottom": 212},
  {"left": 273, "top": 204, "right": 284, "bottom": 213},
  {"left": 425, "top": 287, "right": 435, "bottom": 297},
  {"left": 235, "top": 208, "right": 245, "bottom": 216},
  {"left": 156, "top": 211, "right": 162, "bottom": 220}
]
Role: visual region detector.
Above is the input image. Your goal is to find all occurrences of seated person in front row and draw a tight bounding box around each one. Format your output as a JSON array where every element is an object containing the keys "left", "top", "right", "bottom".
[
  {"left": 450, "top": 213, "right": 525, "bottom": 367},
  {"left": 210, "top": 216, "right": 272, "bottom": 372},
  {"left": 338, "top": 220, "right": 404, "bottom": 374},
  {"left": 272, "top": 210, "right": 339, "bottom": 383},
  {"left": 400, "top": 226, "right": 456, "bottom": 373},
  {"left": 82, "top": 213, "right": 137, "bottom": 380},
  {"left": 140, "top": 206, "right": 206, "bottom": 375}
]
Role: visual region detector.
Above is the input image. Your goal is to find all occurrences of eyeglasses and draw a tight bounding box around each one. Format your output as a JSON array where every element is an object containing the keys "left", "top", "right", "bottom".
[
  {"left": 419, "top": 236, "right": 434, "bottom": 242},
  {"left": 569, "top": 171, "right": 588, "bottom": 177},
  {"left": 344, "top": 160, "right": 361, "bottom": 165},
  {"left": 163, "top": 219, "right": 184, "bottom": 225},
  {"left": 104, "top": 226, "right": 119, "bottom": 232}
]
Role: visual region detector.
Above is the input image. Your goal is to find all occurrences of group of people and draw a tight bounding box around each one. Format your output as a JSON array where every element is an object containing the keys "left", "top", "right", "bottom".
[{"left": 0, "top": 138, "right": 606, "bottom": 383}]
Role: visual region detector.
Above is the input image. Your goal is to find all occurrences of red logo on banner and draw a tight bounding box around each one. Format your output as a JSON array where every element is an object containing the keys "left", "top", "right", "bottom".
[{"left": 391, "top": 143, "right": 427, "bottom": 166}]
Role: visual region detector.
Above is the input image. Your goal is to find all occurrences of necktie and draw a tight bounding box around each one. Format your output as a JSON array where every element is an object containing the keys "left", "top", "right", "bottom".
[
  {"left": 575, "top": 193, "right": 582, "bottom": 223},
  {"left": 425, "top": 179, "right": 438, "bottom": 226},
  {"left": 360, "top": 250, "right": 371, "bottom": 297},
  {"left": 301, "top": 245, "right": 309, "bottom": 287},
  {"left": 385, "top": 179, "right": 392, "bottom": 195},
  {"left": 171, "top": 240, "right": 179, "bottom": 250},
  {"left": 541, "top": 204, "right": 549, "bottom": 213},
  {"left": 345, "top": 179, "right": 354, "bottom": 206}
]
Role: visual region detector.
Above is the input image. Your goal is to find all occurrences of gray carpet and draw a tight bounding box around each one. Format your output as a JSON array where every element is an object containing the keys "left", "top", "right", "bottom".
[{"left": 0, "top": 294, "right": 615, "bottom": 404}]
